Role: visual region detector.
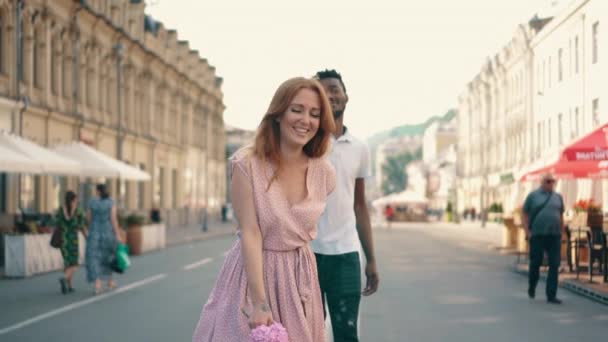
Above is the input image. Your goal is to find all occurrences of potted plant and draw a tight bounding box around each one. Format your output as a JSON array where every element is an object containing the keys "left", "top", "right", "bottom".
[
  {"left": 445, "top": 202, "right": 453, "bottom": 222},
  {"left": 586, "top": 200, "right": 603, "bottom": 228},
  {"left": 125, "top": 214, "right": 146, "bottom": 255}
]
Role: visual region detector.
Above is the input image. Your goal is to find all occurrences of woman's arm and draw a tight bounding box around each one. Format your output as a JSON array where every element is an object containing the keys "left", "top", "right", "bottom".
[{"left": 232, "top": 161, "right": 272, "bottom": 328}]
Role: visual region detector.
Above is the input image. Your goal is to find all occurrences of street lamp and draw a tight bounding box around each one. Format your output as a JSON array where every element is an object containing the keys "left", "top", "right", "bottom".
[{"left": 113, "top": 42, "right": 124, "bottom": 204}]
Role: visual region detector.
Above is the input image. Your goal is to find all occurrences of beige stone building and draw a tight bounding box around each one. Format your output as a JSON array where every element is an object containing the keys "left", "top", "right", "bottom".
[
  {"left": 0, "top": 0, "right": 226, "bottom": 229},
  {"left": 457, "top": 0, "right": 607, "bottom": 216}
]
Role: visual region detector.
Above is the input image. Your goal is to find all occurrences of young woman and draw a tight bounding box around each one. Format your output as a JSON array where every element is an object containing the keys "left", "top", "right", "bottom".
[
  {"left": 85, "top": 184, "right": 124, "bottom": 295},
  {"left": 55, "top": 191, "right": 87, "bottom": 294},
  {"left": 192, "top": 77, "right": 336, "bottom": 341}
]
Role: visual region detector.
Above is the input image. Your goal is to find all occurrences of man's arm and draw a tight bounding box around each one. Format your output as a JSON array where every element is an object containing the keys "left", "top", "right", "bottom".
[{"left": 354, "top": 178, "right": 379, "bottom": 296}]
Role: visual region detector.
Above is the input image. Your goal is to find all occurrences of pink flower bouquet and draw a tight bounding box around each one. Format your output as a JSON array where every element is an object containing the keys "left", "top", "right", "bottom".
[{"left": 249, "top": 322, "right": 289, "bottom": 342}]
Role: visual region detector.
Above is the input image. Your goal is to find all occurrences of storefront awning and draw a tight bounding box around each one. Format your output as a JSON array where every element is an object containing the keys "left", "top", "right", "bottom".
[
  {"left": 520, "top": 159, "right": 608, "bottom": 181},
  {"left": 53, "top": 142, "right": 151, "bottom": 181},
  {"left": 0, "top": 144, "right": 43, "bottom": 173},
  {"left": 0, "top": 131, "right": 81, "bottom": 175},
  {"left": 562, "top": 123, "right": 608, "bottom": 161}
]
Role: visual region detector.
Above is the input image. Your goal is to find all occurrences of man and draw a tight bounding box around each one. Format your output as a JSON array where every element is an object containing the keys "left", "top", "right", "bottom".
[
  {"left": 312, "top": 69, "right": 379, "bottom": 341},
  {"left": 522, "top": 173, "right": 565, "bottom": 304}
]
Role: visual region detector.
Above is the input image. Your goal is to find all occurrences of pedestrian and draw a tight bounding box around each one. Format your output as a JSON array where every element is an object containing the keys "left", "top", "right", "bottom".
[
  {"left": 85, "top": 184, "right": 125, "bottom": 295},
  {"left": 312, "top": 69, "right": 380, "bottom": 341},
  {"left": 55, "top": 190, "right": 87, "bottom": 294},
  {"left": 522, "top": 173, "right": 565, "bottom": 304},
  {"left": 192, "top": 77, "right": 336, "bottom": 342},
  {"left": 384, "top": 204, "right": 395, "bottom": 229}
]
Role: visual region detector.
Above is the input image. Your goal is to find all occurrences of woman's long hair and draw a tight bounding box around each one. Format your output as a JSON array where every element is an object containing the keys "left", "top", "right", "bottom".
[
  {"left": 252, "top": 77, "right": 335, "bottom": 185},
  {"left": 96, "top": 183, "right": 110, "bottom": 199},
  {"left": 64, "top": 191, "right": 77, "bottom": 216}
]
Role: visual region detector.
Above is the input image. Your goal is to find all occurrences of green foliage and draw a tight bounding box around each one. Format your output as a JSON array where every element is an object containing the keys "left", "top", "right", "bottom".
[
  {"left": 488, "top": 203, "right": 504, "bottom": 213},
  {"left": 381, "top": 149, "right": 420, "bottom": 195},
  {"left": 446, "top": 201, "right": 453, "bottom": 213},
  {"left": 119, "top": 214, "right": 146, "bottom": 229}
]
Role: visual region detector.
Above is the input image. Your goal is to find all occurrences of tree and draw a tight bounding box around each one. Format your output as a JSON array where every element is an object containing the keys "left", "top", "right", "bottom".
[{"left": 381, "top": 149, "right": 420, "bottom": 195}]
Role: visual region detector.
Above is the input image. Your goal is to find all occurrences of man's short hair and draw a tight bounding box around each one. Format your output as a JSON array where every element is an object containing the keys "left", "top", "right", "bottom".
[{"left": 314, "top": 69, "right": 347, "bottom": 94}]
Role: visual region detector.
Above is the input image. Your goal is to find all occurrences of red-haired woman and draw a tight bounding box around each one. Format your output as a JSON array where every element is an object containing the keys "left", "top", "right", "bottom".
[{"left": 193, "top": 77, "right": 336, "bottom": 342}]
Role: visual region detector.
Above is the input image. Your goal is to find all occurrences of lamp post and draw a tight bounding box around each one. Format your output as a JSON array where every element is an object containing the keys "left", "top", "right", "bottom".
[{"left": 113, "top": 42, "right": 124, "bottom": 203}]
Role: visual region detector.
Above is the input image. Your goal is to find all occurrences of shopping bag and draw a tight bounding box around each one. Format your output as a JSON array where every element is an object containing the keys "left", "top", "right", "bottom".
[{"left": 111, "top": 243, "right": 131, "bottom": 273}]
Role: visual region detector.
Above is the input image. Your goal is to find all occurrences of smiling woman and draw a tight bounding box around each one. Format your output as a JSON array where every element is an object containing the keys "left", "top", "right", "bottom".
[{"left": 192, "top": 77, "right": 337, "bottom": 342}]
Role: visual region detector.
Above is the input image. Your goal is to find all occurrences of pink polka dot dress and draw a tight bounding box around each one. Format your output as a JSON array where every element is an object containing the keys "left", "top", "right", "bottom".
[{"left": 192, "top": 150, "right": 336, "bottom": 342}]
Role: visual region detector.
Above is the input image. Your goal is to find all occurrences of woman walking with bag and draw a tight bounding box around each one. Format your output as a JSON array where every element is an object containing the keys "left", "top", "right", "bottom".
[
  {"left": 192, "top": 77, "right": 336, "bottom": 341},
  {"left": 85, "top": 184, "right": 124, "bottom": 295},
  {"left": 54, "top": 191, "right": 87, "bottom": 294}
]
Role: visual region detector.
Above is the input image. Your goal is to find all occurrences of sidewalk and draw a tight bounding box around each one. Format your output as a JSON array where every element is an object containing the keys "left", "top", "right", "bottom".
[
  {"left": 166, "top": 219, "right": 237, "bottom": 246},
  {"left": 513, "top": 263, "right": 608, "bottom": 305}
]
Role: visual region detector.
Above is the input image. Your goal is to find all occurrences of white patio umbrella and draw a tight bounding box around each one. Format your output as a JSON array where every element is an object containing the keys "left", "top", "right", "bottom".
[
  {"left": 53, "top": 142, "right": 151, "bottom": 181},
  {"left": 0, "top": 144, "right": 43, "bottom": 173},
  {"left": 0, "top": 130, "right": 81, "bottom": 175}
]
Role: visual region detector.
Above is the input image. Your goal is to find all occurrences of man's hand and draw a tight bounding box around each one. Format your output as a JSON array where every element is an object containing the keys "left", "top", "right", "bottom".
[{"left": 362, "top": 261, "right": 379, "bottom": 296}]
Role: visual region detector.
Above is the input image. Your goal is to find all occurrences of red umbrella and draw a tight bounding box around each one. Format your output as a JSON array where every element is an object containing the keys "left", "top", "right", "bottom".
[
  {"left": 520, "top": 159, "right": 608, "bottom": 181},
  {"left": 562, "top": 123, "right": 608, "bottom": 161}
]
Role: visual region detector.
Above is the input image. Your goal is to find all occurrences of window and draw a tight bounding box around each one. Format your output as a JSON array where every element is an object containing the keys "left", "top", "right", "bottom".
[
  {"left": 138, "top": 163, "right": 146, "bottom": 209},
  {"left": 558, "top": 48, "right": 563, "bottom": 82},
  {"left": 154, "top": 166, "right": 164, "bottom": 208},
  {"left": 51, "top": 176, "right": 67, "bottom": 210},
  {"left": 575, "top": 36, "right": 580, "bottom": 73},
  {"left": 592, "top": 98, "right": 600, "bottom": 126},
  {"left": 569, "top": 39, "right": 572, "bottom": 77},
  {"left": 33, "top": 29, "right": 41, "bottom": 88},
  {"left": 575, "top": 107, "right": 580, "bottom": 136},
  {"left": 569, "top": 109, "right": 573, "bottom": 138},
  {"left": 172, "top": 169, "right": 178, "bottom": 208},
  {"left": 20, "top": 175, "right": 39, "bottom": 212},
  {"left": 51, "top": 39, "right": 57, "bottom": 95},
  {"left": 0, "top": 173, "right": 6, "bottom": 212},
  {"left": 592, "top": 22, "right": 599, "bottom": 64}
]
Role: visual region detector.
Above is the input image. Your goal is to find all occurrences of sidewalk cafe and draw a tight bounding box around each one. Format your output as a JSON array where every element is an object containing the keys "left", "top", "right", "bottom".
[
  {"left": 516, "top": 123, "right": 608, "bottom": 285},
  {"left": 0, "top": 131, "right": 152, "bottom": 277}
]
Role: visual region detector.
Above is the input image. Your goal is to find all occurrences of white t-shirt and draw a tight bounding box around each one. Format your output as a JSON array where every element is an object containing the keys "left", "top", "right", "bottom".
[{"left": 312, "top": 129, "right": 372, "bottom": 255}]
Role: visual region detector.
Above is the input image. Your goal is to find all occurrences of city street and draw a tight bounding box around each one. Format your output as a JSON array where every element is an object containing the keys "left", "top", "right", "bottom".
[{"left": 1, "top": 223, "right": 607, "bottom": 342}]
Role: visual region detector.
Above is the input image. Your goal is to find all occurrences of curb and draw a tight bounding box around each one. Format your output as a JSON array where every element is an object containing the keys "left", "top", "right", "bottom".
[{"left": 511, "top": 265, "right": 608, "bottom": 306}]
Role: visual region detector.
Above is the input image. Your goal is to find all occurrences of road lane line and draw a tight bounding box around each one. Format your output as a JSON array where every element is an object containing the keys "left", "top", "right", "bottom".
[
  {"left": 0, "top": 273, "right": 167, "bottom": 336},
  {"left": 183, "top": 257, "right": 213, "bottom": 270}
]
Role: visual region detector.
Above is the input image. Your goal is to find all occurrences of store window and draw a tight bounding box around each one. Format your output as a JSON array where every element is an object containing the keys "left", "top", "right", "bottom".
[{"left": 20, "top": 175, "right": 39, "bottom": 213}]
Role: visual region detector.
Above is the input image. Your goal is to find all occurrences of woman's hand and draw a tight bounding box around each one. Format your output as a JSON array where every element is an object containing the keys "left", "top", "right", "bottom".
[{"left": 246, "top": 303, "right": 273, "bottom": 329}]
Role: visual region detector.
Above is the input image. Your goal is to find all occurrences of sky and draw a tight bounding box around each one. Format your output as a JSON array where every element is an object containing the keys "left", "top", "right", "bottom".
[{"left": 146, "top": 0, "right": 562, "bottom": 139}]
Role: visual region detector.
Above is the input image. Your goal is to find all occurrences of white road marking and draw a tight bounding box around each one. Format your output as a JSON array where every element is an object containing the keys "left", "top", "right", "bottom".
[
  {"left": 0, "top": 273, "right": 167, "bottom": 336},
  {"left": 182, "top": 257, "right": 213, "bottom": 270}
]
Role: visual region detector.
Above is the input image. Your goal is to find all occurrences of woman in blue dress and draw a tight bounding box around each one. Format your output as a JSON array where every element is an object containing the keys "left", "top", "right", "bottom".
[{"left": 85, "top": 184, "right": 124, "bottom": 294}]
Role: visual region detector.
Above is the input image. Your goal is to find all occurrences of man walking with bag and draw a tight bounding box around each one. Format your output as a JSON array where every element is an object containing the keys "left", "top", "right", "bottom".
[{"left": 522, "top": 173, "right": 565, "bottom": 304}]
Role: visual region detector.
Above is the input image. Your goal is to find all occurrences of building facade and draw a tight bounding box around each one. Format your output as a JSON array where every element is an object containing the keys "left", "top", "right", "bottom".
[
  {"left": 457, "top": 0, "right": 607, "bottom": 216},
  {"left": 423, "top": 117, "right": 457, "bottom": 212},
  {"left": 0, "top": 0, "right": 226, "bottom": 229}
]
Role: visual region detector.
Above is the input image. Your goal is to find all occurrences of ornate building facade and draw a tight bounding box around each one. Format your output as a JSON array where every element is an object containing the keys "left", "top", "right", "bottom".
[
  {"left": 457, "top": 0, "right": 607, "bottom": 216},
  {"left": 0, "top": 0, "right": 226, "bottom": 228}
]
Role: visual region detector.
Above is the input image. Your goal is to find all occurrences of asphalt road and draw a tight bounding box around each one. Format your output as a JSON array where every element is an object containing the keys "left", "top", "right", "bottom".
[{"left": 1, "top": 223, "right": 606, "bottom": 341}]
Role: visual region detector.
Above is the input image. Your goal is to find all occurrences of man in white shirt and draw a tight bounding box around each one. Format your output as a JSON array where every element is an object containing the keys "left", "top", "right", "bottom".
[{"left": 312, "top": 69, "right": 379, "bottom": 342}]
